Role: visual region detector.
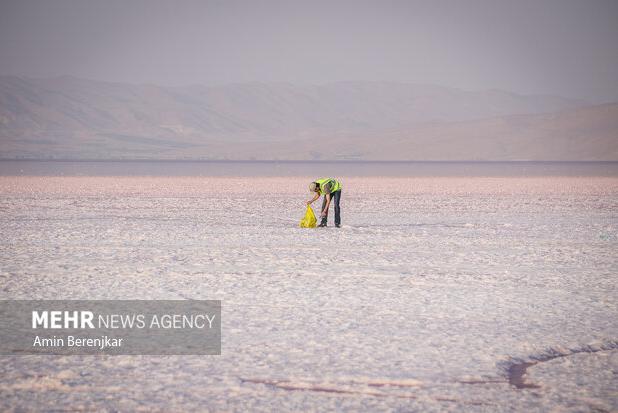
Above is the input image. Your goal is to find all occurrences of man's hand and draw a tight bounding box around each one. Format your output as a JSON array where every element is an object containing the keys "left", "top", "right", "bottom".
[
  {"left": 306, "top": 200, "right": 313, "bottom": 205},
  {"left": 321, "top": 193, "right": 331, "bottom": 217}
]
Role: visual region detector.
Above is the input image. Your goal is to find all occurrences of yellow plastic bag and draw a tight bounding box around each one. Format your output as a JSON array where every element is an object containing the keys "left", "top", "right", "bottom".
[{"left": 299, "top": 205, "right": 317, "bottom": 228}]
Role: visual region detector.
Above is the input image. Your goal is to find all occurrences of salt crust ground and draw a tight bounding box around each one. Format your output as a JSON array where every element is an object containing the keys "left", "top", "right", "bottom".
[{"left": 0, "top": 176, "right": 616, "bottom": 412}]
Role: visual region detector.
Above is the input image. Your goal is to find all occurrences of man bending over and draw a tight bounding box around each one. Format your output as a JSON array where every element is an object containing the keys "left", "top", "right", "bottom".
[{"left": 307, "top": 178, "right": 342, "bottom": 228}]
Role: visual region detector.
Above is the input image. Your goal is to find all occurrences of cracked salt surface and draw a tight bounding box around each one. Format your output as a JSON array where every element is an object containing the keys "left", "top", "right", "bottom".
[{"left": 0, "top": 175, "right": 617, "bottom": 412}]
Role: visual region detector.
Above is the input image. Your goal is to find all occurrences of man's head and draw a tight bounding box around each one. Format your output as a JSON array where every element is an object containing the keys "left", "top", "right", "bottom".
[{"left": 309, "top": 182, "right": 319, "bottom": 192}]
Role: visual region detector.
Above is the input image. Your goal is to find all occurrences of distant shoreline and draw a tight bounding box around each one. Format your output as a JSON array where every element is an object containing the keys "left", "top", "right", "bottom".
[
  {"left": 2, "top": 159, "right": 618, "bottom": 177},
  {"left": 1, "top": 159, "right": 617, "bottom": 164}
]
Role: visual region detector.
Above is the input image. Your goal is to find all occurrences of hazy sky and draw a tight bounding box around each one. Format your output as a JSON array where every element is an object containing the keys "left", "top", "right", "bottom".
[{"left": 1, "top": 0, "right": 617, "bottom": 102}]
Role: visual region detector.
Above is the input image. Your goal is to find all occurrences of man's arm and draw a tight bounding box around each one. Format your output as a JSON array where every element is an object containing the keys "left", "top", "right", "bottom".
[
  {"left": 306, "top": 192, "right": 320, "bottom": 205},
  {"left": 321, "top": 193, "right": 331, "bottom": 217}
]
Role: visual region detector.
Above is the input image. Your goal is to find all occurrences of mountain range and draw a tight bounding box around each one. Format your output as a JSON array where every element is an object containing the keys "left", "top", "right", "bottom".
[{"left": 0, "top": 76, "right": 616, "bottom": 160}]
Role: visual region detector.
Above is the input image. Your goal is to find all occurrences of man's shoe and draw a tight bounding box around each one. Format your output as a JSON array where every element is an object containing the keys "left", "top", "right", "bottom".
[
  {"left": 335, "top": 224, "right": 341, "bottom": 228},
  {"left": 317, "top": 222, "right": 327, "bottom": 227}
]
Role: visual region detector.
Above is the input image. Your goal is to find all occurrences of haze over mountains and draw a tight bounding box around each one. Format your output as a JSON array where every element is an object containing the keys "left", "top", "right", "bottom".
[{"left": 1, "top": 75, "right": 616, "bottom": 160}]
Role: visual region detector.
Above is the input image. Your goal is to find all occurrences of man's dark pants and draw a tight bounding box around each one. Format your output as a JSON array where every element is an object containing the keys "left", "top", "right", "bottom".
[{"left": 320, "top": 190, "right": 342, "bottom": 226}]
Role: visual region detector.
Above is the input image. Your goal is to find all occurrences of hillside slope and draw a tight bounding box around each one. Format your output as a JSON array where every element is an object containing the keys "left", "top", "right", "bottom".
[{"left": 2, "top": 76, "right": 614, "bottom": 160}]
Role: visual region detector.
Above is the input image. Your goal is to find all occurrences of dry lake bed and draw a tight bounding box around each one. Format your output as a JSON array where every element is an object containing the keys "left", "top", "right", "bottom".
[{"left": 0, "top": 167, "right": 617, "bottom": 412}]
